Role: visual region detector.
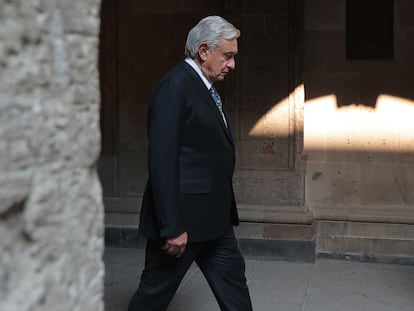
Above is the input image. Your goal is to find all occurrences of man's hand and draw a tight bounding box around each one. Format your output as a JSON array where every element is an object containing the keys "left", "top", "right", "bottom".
[{"left": 161, "top": 232, "right": 188, "bottom": 258}]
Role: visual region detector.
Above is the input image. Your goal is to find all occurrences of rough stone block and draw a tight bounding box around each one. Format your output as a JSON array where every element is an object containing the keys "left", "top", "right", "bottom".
[{"left": 0, "top": 2, "right": 104, "bottom": 310}]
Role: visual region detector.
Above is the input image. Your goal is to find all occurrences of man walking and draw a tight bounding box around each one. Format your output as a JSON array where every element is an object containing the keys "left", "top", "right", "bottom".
[{"left": 128, "top": 15, "right": 253, "bottom": 311}]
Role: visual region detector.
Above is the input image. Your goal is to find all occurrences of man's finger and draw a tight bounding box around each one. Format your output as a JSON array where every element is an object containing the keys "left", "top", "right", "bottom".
[
  {"left": 175, "top": 246, "right": 186, "bottom": 258},
  {"left": 162, "top": 244, "right": 179, "bottom": 256},
  {"left": 160, "top": 243, "right": 170, "bottom": 251}
]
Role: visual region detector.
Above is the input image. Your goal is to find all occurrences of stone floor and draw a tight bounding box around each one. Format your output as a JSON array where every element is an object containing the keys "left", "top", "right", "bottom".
[{"left": 104, "top": 246, "right": 414, "bottom": 311}]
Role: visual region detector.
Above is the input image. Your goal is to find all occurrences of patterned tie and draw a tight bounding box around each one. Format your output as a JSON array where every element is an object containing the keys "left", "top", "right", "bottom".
[
  {"left": 210, "top": 86, "right": 223, "bottom": 113},
  {"left": 210, "top": 86, "right": 228, "bottom": 127}
]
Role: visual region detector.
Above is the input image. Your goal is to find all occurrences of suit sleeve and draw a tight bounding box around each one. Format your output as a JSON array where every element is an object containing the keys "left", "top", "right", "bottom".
[{"left": 147, "top": 78, "right": 186, "bottom": 238}]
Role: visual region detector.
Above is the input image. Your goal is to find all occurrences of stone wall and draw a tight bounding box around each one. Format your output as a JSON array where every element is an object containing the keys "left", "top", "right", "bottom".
[
  {"left": 0, "top": 1, "right": 104, "bottom": 310},
  {"left": 304, "top": 0, "right": 414, "bottom": 260},
  {"left": 101, "top": 0, "right": 414, "bottom": 261}
]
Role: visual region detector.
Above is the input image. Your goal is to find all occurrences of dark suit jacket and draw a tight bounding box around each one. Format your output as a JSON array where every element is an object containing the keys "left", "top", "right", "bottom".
[{"left": 138, "top": 60, "right": 239, "bottom": 242}]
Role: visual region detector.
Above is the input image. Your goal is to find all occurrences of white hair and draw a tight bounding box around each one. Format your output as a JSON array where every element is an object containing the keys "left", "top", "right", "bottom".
[{"left": 185, "top": 15, "right": 240, "bottom": 58}]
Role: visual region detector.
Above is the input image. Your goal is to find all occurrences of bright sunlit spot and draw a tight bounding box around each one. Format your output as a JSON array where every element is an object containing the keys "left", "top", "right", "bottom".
[
  {"left": 304, "top": 94, "right": 414, "bottom": 153},
  {"left": 248, "top": 86, "right": 414, "bottom": 155},
  {"left": 249, "top": 84, "right": 304, "bottom": 137}
]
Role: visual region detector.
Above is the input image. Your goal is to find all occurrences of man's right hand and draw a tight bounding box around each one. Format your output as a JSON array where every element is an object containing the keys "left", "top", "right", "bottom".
[{"left": 161, "top": 232, "right": 188, "bottom": 258}]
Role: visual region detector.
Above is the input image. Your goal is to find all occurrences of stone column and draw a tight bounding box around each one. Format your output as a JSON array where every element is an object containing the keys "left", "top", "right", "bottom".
[{"left": 0, "top": 1, "right": 104, "bottom": 310}]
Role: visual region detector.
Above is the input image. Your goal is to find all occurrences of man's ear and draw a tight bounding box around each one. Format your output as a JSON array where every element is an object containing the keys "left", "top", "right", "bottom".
[{"left": 198, "top": 43, "right": 209, "bottom": 61}]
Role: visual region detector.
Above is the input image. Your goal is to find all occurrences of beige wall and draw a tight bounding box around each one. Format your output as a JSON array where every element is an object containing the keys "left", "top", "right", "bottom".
[
  {"left": 304, "top": 0, "right": 414, "bottom": 258},
  {"left": 0, "top": 1, "right": 104, "bottom": 310}
]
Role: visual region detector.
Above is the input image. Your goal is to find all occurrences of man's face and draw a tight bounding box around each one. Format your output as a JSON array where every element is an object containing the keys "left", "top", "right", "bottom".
[{"left": 200, "top": 37, "right": 238, "bottom": 84}]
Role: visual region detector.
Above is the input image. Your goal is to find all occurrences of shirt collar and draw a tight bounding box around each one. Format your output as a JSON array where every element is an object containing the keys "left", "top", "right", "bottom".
[{"left": 185, "top": 57, "right": 212, "bottom": 90}]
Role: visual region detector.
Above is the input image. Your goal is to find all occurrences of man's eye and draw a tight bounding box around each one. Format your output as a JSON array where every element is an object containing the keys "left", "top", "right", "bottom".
[{"left": 224, "top": 54, "right": 233, "bottom": 60}]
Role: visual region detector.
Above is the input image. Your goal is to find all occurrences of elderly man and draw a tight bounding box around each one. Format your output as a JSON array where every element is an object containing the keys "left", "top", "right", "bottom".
[{"left": 128, "top": 15, "right": 253, "bottom": 311}]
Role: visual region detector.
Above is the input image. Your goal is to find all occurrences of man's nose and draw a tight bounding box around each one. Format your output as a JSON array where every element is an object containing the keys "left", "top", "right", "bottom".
[{"left": 227, "top": 58, "right": 236, "bottom": 70}]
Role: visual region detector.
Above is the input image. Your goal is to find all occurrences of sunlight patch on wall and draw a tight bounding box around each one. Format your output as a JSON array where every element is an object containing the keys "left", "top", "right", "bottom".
[
  {"left": 304, "top": 94, "right": 414, "bottom": 153},
  {"left": 249, "top": 84, "right": 304, "bottom": 138}
]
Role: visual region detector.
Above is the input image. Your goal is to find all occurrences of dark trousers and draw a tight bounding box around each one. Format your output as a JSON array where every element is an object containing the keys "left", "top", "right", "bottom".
[{"left": 128, "top": 226, "right": 253, "bottom": 311}]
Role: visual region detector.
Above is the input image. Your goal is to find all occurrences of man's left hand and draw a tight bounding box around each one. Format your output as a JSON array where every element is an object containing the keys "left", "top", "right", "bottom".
[{"left": 161, "top": 232, "right": 188, "bottom": 258}]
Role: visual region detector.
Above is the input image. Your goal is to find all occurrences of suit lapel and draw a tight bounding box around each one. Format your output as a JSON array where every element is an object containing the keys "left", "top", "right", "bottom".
[
  {"left": 181, "top": 61, "right": 234, "bottom": 147},
  {"left": 223, "top": 110, "right": 235, "bottom": 148}
]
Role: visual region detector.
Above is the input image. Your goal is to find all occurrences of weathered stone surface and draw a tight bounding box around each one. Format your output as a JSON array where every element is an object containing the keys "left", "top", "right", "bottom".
[
  {"left": 304, "top": 0, "right": 414, "bottom": 206},
  {"left": 304, "top": 0, "right": 414, "bottom": 259},
  {"left": 317, "top": 221, "right": 414, "bottom": 258},
  {"left": 0, "top": 1, "right": 103, "bottom": 311}
]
